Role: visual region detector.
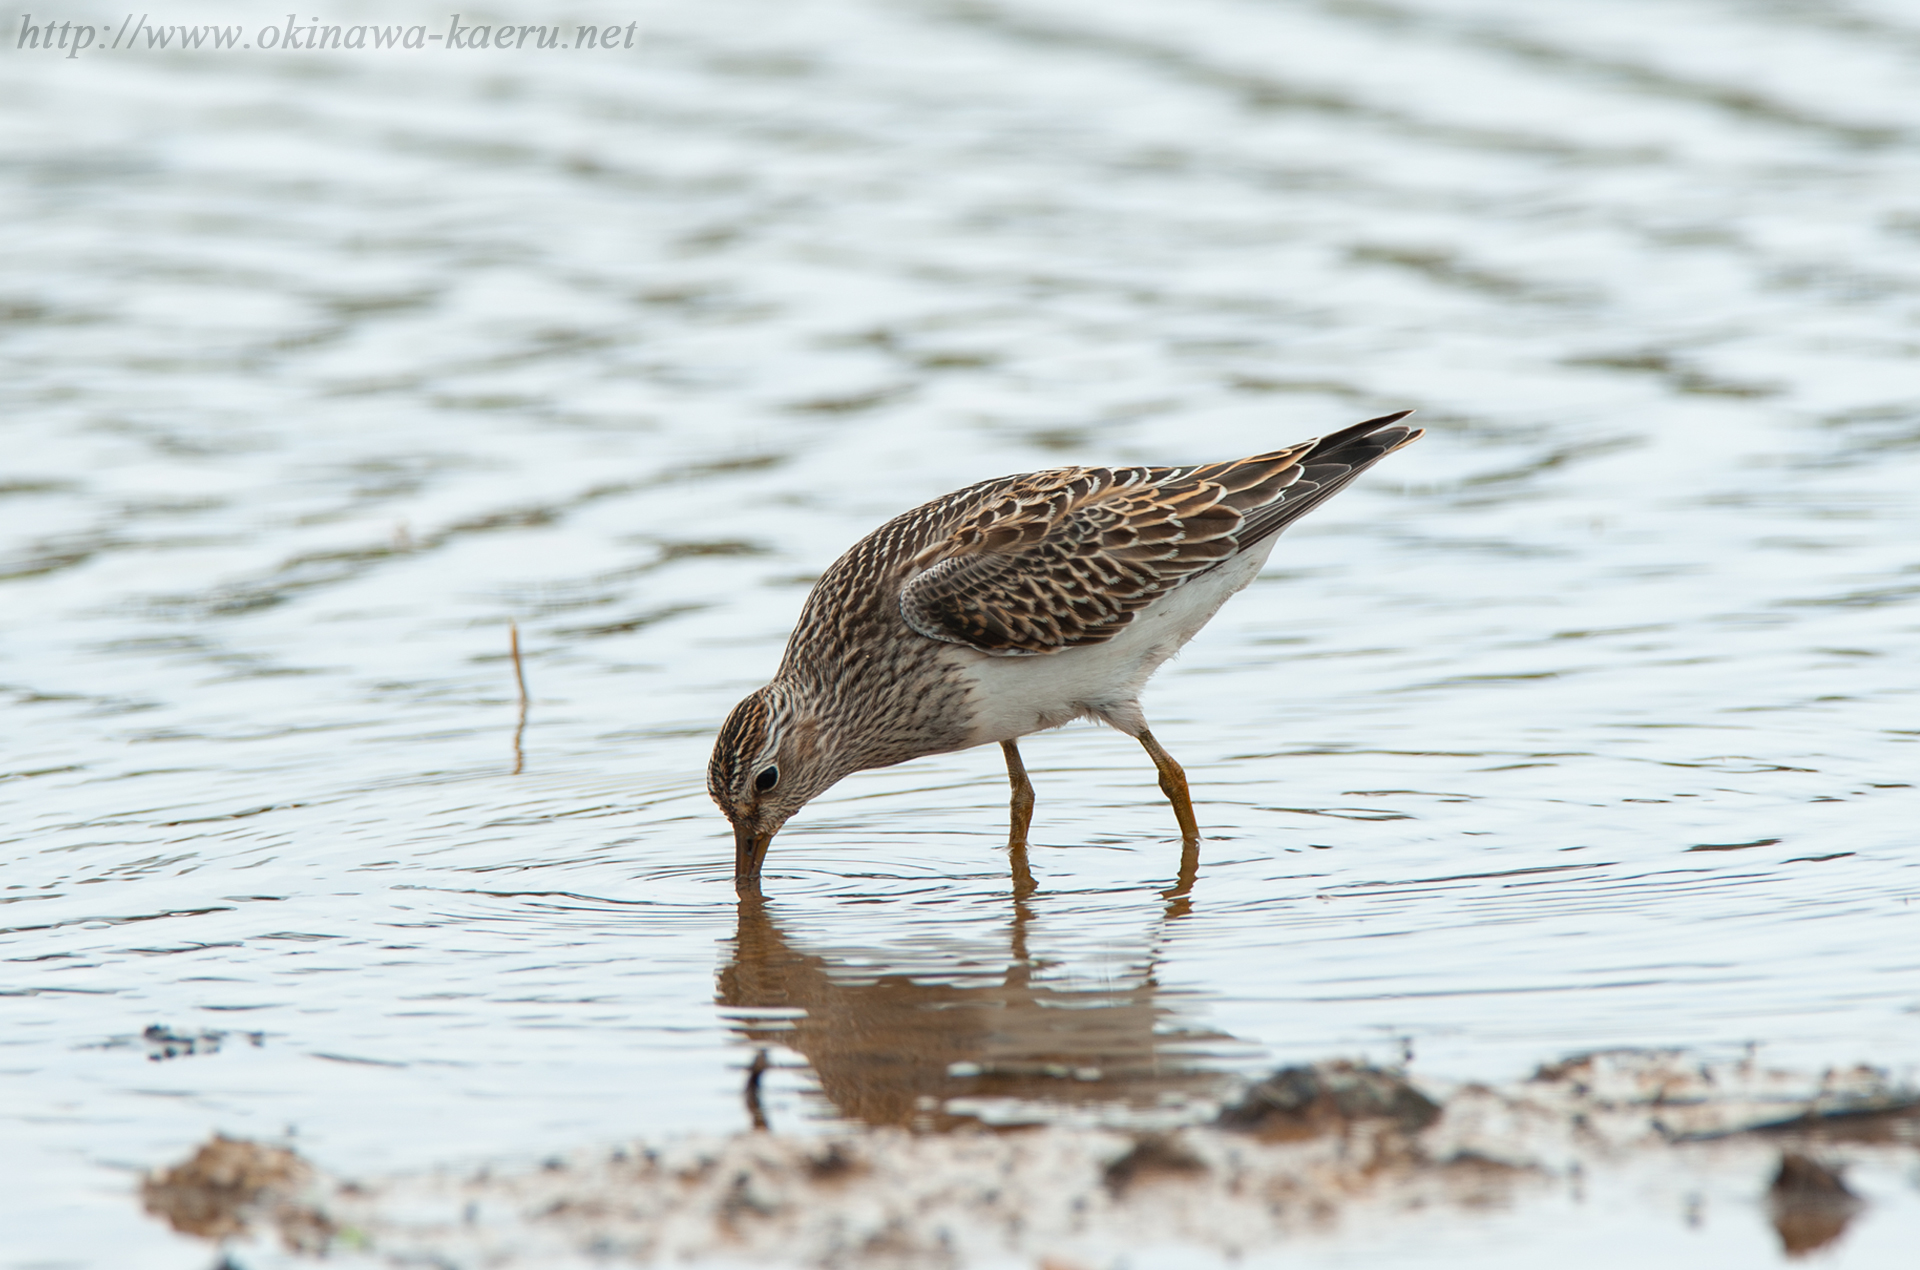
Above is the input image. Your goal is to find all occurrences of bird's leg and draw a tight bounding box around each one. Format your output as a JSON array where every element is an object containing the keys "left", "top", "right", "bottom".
[
  {"left": 1002, "top": 741, "right": 1039, "bottom": 900},
  {"left": 1002, "top": 740, "right": 1036, "bottom": 849},
  {"left": 1002, "top": 740, "right": 1037, "bottom": 849},
  {"left": 1136, "top": 728, "right": 1200, "bottom": 843}
]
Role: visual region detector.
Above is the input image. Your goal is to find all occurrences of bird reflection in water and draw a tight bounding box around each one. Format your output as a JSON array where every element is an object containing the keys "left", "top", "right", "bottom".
[{"left": 716, "top": 840, "right": 1232, "bottom": 1132}]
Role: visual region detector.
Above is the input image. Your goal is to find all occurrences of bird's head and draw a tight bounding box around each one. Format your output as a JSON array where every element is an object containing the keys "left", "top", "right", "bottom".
[{"left": 708, "top": 683, "right": 836, "bottom": 891}]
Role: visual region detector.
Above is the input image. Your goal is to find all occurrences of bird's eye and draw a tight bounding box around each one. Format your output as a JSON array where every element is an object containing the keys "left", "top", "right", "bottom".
[{"left": 754, "top": 765, "right": 779, "bottom": 793}]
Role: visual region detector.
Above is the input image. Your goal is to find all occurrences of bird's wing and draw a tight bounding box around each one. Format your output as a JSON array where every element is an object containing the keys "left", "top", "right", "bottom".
[
  {"left": 897, "top": 447, "right": 1310, "bottom": 655},
  {"left": 898, "top": 412, "right": 1418, "bottom": 655}
]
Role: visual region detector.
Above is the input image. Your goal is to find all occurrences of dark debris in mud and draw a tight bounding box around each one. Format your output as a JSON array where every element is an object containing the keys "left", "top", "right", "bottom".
[
  {"left": 1215, "top": 1060, "right": 1442, "bottom": 1141},
  {"left": 1100, "top": 1133, "right": 1209, "bottom": 1195}
]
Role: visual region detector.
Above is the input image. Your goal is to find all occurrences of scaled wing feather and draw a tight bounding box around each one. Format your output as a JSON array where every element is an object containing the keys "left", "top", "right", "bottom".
[{"left": 899, "top": 446, "right": 1312, "bottom": 655}]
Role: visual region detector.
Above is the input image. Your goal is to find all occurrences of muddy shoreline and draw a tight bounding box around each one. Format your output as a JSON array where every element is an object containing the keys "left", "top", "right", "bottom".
[{"left": 143, "top": 1050, "right": 1920, "bottom": 1267}]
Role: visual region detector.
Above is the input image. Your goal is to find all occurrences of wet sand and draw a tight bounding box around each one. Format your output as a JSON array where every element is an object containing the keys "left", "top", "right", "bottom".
[{"left": 143, "top": 1050, "right": 1920, "bottom": 1267}]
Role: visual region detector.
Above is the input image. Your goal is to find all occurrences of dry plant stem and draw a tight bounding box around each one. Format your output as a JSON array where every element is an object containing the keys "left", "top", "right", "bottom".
[
  {"left": 1137, "top": 729, "right": 1199, "bottom": 842},
  {"left": 509, "top": 620, "right": 529, "bottom": 776}
]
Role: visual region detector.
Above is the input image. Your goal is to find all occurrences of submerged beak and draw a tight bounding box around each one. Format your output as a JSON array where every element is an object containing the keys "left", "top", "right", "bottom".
[{"left": 734, "top": 826, "right": 774, "bottom": 893}]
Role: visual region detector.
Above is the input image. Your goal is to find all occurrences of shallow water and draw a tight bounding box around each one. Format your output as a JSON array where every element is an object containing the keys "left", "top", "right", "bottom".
[{"left": 3, "top": 0, "right": 1920, "bottom": 1264}]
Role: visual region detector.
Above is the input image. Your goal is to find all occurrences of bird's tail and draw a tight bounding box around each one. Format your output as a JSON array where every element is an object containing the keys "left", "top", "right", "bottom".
[{"left": 1236, "top": 411, "right": 1421, "bottom": 546}]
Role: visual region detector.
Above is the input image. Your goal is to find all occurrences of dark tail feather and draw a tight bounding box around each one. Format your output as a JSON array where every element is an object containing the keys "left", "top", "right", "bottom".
[
  {"left": 1237, "top": 412, "right": 1420, "bottom": 546},
  {"left": 1306, "top": 409, "right": 1417, "bottom": 454}
]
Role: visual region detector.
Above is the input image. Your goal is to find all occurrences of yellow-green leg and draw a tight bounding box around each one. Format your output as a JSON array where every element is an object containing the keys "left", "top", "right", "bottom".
[
  {"left": 1137, "top": 728, "right": 1199, "bottom": 842},
  {"left": 1001, "top": 741, "right": 1038, "bottom": 900},
  {"left": 1002, "top": 740, "right": 1036, "bottom": 850}
]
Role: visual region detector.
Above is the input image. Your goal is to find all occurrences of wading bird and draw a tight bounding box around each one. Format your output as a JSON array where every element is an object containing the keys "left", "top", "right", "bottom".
[{"left": 710, "top": 413, "right": 1421, "bottom": 893}]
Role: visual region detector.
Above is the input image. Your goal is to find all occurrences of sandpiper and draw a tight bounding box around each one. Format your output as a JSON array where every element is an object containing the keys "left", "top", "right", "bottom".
[{"left": 710, "top": 413, "right": 1421, "bottom": 892}]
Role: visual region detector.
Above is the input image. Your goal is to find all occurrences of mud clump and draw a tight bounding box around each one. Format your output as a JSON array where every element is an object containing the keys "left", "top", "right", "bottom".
[
  {"left": 141, "top": 1135, "right": 333, "bottom": 1253},
  {"left": 1215, "top": 1062, "right": 1441, "bottom": 1142},
  {"left": 1101, "top": 1134, "right": 1208, "bottom": 1195},
  {"left": 803, "top": 1141, "right": 863, "bottom": 1183}
]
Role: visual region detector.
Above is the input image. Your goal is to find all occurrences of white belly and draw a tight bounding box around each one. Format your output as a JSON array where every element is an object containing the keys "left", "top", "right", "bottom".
[{"left": 948, "top": 539, "right": 1277, "bottom": 746}]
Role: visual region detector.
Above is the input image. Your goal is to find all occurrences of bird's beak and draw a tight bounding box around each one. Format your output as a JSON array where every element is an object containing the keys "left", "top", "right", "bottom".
[{"left": 734, "top": 826, "right": 774, "bottom": 894}]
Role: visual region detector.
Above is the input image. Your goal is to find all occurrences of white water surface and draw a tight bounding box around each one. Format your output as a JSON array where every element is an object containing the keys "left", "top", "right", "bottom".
[{"left": 3, "top": 0, "right": 1919, "bottom": 1264}]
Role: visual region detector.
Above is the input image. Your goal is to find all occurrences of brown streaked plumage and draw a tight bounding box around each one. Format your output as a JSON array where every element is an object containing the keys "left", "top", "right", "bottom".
[{"left": 709, "top": 412, "right": 1422, "bottom": 892}]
